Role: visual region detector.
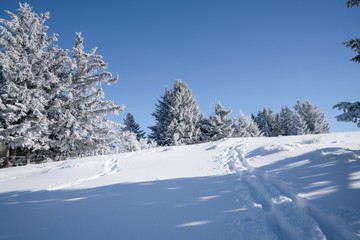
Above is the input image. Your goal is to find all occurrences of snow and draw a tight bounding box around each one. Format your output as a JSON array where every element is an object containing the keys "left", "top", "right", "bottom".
[{"left": 1, "top": 132, "right": 360, "bottom": 239}]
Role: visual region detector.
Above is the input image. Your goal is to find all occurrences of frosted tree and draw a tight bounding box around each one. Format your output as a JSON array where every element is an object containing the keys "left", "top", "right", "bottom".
[
  {"left": 294, "top": 100, "right": 330, "bottom": 134},
  {"left": 272, "top": 113, "right": 282, "bottom": 137},
  {"left": 233, "top": 112, "right": 261, "bottom": 138},
  {"left": 149, "top": 88, "right": 173, "bottom": 146},
  {"left": 0, "top": 3, "right": 68, "bottom": 161},
  {"left": 123, "top": 113, "right": 145, "bottom": 140},
  {"left": 119, "top": 131, "right": 141, "bottom": 152},
  {"left": 150, "top": 80, "right": 202, "bottom": 146},
  {"left": 344, "top": 0, "right": 360, "bottom": 62},
  {"left": 279, "top": 106, "right": 294, "bottom": 136},
  {"left": 344, "top": 0, "right": 360, "bottom": 63},
  {"left": 292, "top": 112, "right": 309, "bottom": 135},
  {"left": 332, "top": 1, "right": 360, "bottom": 127},
  {"left": 333, "top": 102, "right": 360, "bottom": 127},
  {"left": 200, "top": 102, "right": 234, "bottom": 141},
  {"left": 65, "top": 32, "right": 124, "bottom": 154},
  {"left": 255, "top": 108, "right": 276, "bottom": 137},
  {"left": 168, "top": 80, "right": 202, "bottom": 145}
]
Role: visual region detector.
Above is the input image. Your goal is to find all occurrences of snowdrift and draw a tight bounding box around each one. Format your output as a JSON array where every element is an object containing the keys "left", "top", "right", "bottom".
[{"left": 0, "top": 132, "right": 359, "bottom": 239}]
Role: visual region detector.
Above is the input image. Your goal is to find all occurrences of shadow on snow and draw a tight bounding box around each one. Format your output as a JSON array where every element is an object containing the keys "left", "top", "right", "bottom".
[
  {"left": 0, "top": 174, "right": 243, "bottom": 240},
  {"left": 250, "top": 147, "right": 360, "bottom": 212}
]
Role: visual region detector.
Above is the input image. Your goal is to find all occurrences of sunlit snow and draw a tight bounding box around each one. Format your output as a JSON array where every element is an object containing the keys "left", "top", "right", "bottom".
[{"left": 0, "top": 132, "right": 360, "bottom": 239}]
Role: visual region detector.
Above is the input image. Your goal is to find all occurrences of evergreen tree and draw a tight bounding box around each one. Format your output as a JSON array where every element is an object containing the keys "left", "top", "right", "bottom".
[
  {"left": 333, "top": 102, "right": 360, "bottom": 127},
  {"left": 66, "top": 32, "right": 124, "bottom": 154},
  {"left": 0, "top": 4, "right": 67, "bottom": 160},
  {"left": 279, "top": 106, "right": 294, "bottom": 136},
  {"left": 292, "top": 112, "right": 309, "bottom": 135},
  {"left": 344, "top": 0, "right": 360, "bottom": 62},
  {"left": 271, "top": 113, "right": 282, "bottom": 137},
  {"left": 255, "top": 108, "right": 276, "bottom": 137},
  {"left": 123, "top": 113, "right": 146, "bottom": 140},
  {"left": 346, "top": 0, "right": 360, "bottom": 7},
  {"left": 0, "top": 3, "right": 124, "bottom": 162},
  {"left": 149, "top": 88, "right": 173, "bottom": 146},
  {"left": 200, "top": 102, "right": 234, "bottom": 141},
  {"left": 294, "top": 100, "right": 330, "bottom": 134},
  {"left": 233, "top": 112, "right": 261, "bottom": 138},
  {"left": 120, "top": 131, "right": 141, "bottom": 152},
  {"left": 333, "top": 1, "right": 360, "bottom": 127},
  {"left": 149, "top": 80, "right": 202, "bottom": 146}
]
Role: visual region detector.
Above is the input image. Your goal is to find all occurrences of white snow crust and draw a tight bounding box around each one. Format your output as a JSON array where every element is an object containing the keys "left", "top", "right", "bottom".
[{"left": 0, "top": 132, "right": 359, "bottom": 239}]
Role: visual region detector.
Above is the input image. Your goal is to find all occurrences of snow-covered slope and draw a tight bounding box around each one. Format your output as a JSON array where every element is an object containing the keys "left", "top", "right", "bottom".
[{"left": 0, "top": 132, "right": 359, "bottom": 239}]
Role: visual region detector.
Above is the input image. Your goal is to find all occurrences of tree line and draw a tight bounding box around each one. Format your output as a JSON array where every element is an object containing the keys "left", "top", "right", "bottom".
[{"left": 146, "top": 80, "right": 329, "bottom": 147}]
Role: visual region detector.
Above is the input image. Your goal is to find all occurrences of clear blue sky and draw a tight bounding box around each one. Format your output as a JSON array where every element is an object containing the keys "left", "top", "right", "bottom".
[{"left": 1, "top": 0, "right": 359, "bottom": 133}]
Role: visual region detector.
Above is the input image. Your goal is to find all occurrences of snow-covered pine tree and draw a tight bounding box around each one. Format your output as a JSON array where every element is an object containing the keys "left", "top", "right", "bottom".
[
  {"left": 332, "top": 1, "right": 360, "bottom": 128},
  {"left": 168, "top": 80, "right": 202, "bottom": 145},
  {"left": 333, "top": 102, "right": 360, "bottom": 127},
  {"left": 255, "top": 108, "right": 276, "bottom": 137},
  {"left": 200, "top": 102, "right": 234, "bottom": 141},
  {"left": 291, "top": 112, "right": 309, "bottom": 135},
  {"left": 272, "top": 113, "right": 282, "bottom": 137},
  {"left": 65, "top": 32, "right": 124, "bottom": 155},
  {"left": 344, "top": 38, "right": 360, "bottom": 63},
  {"left": 344, "top": 0, "right": 360, "bottom": 62},
  {"left": 123, "top": 113, "right": 146, "bottom": 141},
  {"left": 149, "top": 88, "right": 173, "bottom": 146},
  {"left": 279, "top": 106, "right": 294, "bottom": 136},
  {"left": 119, "top": 130, "right": 141, "bottom": 152},
  {"left": 294, "top": 100, "right": 330, "bottom": 134},
  {"left": 233, "top": 112, "right": 261, "bottom": 138},
  {"left": 0, "top": 3, "right": 68, "bottom": 161},
  {"left": 149, "top": 80, "right": 202, "bottom": 146}
]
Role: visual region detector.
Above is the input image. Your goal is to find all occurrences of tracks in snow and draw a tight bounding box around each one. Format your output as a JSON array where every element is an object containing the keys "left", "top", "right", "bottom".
[
  {"left": 47, "top": 158, "right": 120, "bottom": 191},
  {"left": 223, "top": 141, "right": 354, "bottom": 240}
]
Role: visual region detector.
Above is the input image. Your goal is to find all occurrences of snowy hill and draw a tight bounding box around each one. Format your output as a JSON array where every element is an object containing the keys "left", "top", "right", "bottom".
[{"left": 0, "top": 132, "right": 359, "bottom": 239}]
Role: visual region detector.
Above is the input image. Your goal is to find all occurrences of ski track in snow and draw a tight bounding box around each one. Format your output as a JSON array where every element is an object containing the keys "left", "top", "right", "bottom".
[
  {"left": 223, "top": 140, "right": 355, "bottom": 240},
  {"left": 47, "top": 158, "right": 120, "bottom": 191}
]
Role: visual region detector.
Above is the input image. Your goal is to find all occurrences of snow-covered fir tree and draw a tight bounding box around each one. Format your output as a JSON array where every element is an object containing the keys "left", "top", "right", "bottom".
[
  {"left": 332, "top": 1, "right": 360, "bottom": 128},
  {"left": 272, "top": 113, "right": 282, "bottom": 137},
  {"left": 0, "top": 3, "right": 69, "bottom": 161},
  {"left": 119, "top": 131, "right": 141, "bottom": 152},
  {"left": 149, "top": 88, "right": 173, "bottom": 146},
  {"left": 294, "top": 100, "right": 330, "bottom": 134},
  {"left": 255, "top": 108, "right": 276, "bottom": 137},
  {"left": 233, "top": 112, "right": 261, "bottom": 138},
  {"left": 64, "top": 32, "right": 124, "bottom": 155},
  {"left": 344, "top": 1, "right": 360, "bottom": 62},
  {"left": 0, "top": 3, "right": 126, "bottom": 163},
  {"left": 200, "top": 102, "right": 234, "bottom": 141},
  {"left": 291, "top": 112, "right": 309, "bottom": 135},
  {"left": 169, "top": 80, "right": 202, "bottom": 145},
  {"left": 149, "top": 80, "right": 202, "bottom": 146},
  {"left": 333, "top": 102, "right": 360, "bottom": 127},
  {"left": 123, "top": 113, "right": 146, "bottom": 140},
  {"left": 279, "top": 106, "right": 294, "bottom": 136}
]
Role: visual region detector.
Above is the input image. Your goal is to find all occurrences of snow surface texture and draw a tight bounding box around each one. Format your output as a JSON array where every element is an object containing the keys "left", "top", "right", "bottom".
[{"left": 0, "top": 132, "right": 359, "bottom": 239}]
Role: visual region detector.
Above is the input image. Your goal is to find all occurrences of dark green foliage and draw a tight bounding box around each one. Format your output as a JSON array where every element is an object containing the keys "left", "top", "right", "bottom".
[
  {"left": 123, "top": 113, "right": 146, "bottom": 140},
  {"left": 346, "top": 0, "right": 360, "bottom": 7}
]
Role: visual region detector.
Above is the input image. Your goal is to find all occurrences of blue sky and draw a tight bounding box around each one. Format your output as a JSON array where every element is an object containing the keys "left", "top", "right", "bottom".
[{"left": 1, "top": 0, "right": 359, "bottom": 133}]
